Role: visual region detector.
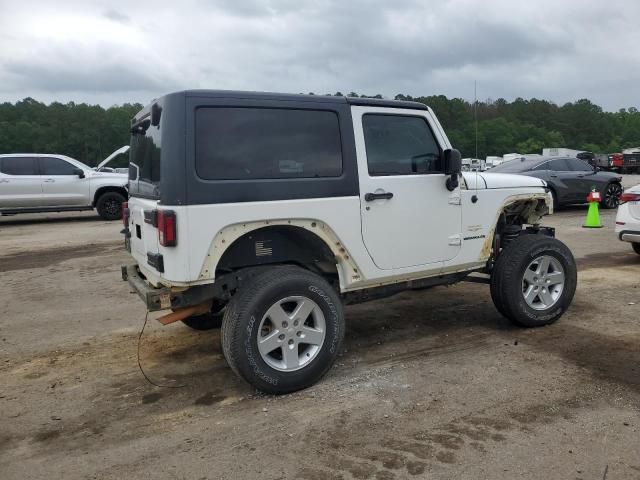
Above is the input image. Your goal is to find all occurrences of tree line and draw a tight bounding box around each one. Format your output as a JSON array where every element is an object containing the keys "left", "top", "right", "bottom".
[{"left": 1, "top": 95, "right": 639, "bottom": 166}]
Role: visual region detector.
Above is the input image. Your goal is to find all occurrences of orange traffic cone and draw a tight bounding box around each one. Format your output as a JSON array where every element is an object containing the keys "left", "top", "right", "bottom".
[{"left": 583, "top": 188, "right": 603, "bottom": 228}]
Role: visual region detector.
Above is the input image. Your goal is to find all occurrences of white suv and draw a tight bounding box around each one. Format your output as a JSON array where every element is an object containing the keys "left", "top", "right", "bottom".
[
  {"left": 0, "top": 148, "right": 128, "bottom": 220},
  {"left": 122, "top": 90, "right": 577, "bottom": 393}
]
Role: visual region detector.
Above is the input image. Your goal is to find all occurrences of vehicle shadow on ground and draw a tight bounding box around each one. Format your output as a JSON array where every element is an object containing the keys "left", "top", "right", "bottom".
[{"left": 0, "top": 213, "right": 102, "bottom": 226}]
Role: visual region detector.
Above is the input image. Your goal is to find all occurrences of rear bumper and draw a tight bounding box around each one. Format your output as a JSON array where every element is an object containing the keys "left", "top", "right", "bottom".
[
  {"left": 122, "top": 264, "right": 172, "bottom": 311},
  {"left": 618, "top": 230, "right": 640, "bottom": 243},
  {"left": 122, "top": 263, "right": 220, "bottom": 312}
]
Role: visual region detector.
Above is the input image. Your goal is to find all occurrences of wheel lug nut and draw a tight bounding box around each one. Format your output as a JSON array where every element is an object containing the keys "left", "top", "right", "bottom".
[
  {"left": 282, "top": 321, "right": 288, "bottom": 328},
  {"left": 293, "top": 320, "right": 299, "bottom": 326},
  {"left": 278, "top": 334, "right": 285, "bottom": 340},
  {"left": 288, "top": 339, "right": 294, "bottom": 345},
  {"left": 296, "top": 331, "right": 301, "bottom": 337}
]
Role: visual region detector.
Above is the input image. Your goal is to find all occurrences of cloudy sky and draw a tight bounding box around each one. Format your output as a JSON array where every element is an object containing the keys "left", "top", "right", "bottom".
[{"left": 0, "top": 0, "right": 638, "bottom": 111}]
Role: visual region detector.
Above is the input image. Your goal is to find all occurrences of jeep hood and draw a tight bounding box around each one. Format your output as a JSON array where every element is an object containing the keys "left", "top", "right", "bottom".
[
  {"left": 96, "top": 145, "right": 129, "bottom": 170},
  {"left": 470, "top": 172, "right": 547, "bottom": 189}
]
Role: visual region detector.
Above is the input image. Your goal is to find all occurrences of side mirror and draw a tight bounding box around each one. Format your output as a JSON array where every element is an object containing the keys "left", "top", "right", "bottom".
[
  {"left": 444, "top": 149, "right": 462, "bottom": 175},
  {"left": 443, "top": 149, "right": 462, "bottom": 191},
  {"left": 74, "top": 168, "right": 85, "bottom": 179}
]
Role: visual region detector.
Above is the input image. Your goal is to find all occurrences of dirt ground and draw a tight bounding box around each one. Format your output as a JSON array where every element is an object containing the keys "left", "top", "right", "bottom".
[{"left": 1, "top": 188, "right": 639, "bottom": 479}]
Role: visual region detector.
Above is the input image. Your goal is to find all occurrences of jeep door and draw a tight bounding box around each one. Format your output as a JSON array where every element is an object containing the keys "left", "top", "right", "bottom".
[
  {"left": 352, "top": 107, "right": 462, "bottom": 270},
  {"left": 38, "top": 157, "right": 90, "bottom": 206},
  {"left": 0, "top": 157, "right": 43, "bottom": 208}
]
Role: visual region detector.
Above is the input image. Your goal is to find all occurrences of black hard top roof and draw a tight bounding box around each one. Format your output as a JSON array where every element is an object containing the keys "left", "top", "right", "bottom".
[{"left": 179, "top": 89, "right": 430, "bottom": 111}]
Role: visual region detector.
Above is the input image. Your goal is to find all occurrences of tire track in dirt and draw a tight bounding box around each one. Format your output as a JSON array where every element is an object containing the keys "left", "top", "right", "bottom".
[{"left": 0, "top": 241, "right": 121, "bottom": 272}]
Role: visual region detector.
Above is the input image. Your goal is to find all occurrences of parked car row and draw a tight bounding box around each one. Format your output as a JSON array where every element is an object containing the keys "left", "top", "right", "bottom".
[{"left": 489, "top": 155, "right": 624, "bottom": 209}]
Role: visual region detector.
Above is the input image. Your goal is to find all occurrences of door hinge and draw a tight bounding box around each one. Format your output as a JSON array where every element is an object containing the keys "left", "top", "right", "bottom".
[{"left": 448, "top": 234, "right": 462, "bottom": 246}]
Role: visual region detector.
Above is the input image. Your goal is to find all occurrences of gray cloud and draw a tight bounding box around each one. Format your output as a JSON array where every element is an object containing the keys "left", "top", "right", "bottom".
[
  {"left": 3, "top": 61, "right": 173, "bottom": 93},
  {"left": 0, "top": 0, "right": 638, "bottom": 110},
  {"left": 103, "top": 9, "right": 130, "bottom": 23}
]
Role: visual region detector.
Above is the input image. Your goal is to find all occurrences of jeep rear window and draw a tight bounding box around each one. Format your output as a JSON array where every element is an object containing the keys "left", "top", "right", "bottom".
[
  {"left": 195, "top": 107, "right": 343, "bottom": 180},
  {"left": 129, "top": 116, "right": 161, "bottom": 198}
]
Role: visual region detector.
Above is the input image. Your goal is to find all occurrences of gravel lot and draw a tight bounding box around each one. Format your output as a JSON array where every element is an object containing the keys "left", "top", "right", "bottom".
[{"left": 1, "top": 181, "right": 639, "bottom": 479}]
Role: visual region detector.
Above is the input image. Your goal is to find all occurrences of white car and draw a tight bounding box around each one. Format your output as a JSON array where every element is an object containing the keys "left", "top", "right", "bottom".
[
  {"left": 615, "top": 184, "right": 640, "bottom": 254},
  {"left": 0, "top": 147, "right": 129, "bottom": 220}
]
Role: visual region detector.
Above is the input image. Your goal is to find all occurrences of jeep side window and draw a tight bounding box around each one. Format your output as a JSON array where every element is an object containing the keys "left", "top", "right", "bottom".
[
  {"left": 195, "top": 107, "right": 343, "bottom": 180},
  {"left": 0, "top": 157, "right": 38, "bottom": 175},
  {"left": 362, "top": 114, "right": 442, "bottom": 176},
  {"left": 39, "top": 157, "right": 77, "bottom": 175}
]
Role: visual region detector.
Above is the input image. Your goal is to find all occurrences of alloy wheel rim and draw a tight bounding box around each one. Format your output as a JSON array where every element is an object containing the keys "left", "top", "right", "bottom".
[
  {"left": 605, "top": 184, "right": 622, "bottom": 208},
  {"left": 257, "top": 296, "right": 326, "bottom": 372},
  {"left": 521, "top": 255, "right": 565, "bottom": 311},
  {"left": 105, "top": 199, "right": 120, "bottom": 216}
]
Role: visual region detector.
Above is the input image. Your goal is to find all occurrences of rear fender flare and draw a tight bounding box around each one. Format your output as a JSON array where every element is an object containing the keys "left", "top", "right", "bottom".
[{"left": 197, "top": 219, "right": 361, "bottom": 289}]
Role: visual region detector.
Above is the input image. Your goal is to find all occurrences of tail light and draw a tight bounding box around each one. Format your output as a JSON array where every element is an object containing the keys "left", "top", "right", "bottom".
[
  {"left": 619, "top": 192, "right": 640, "bottom": 203},
  {"left": 157, "top": 210, "right": 177, "bottom": 247},
  {"left": 122, "top": 201, "right": 129, "bottom": 227}
]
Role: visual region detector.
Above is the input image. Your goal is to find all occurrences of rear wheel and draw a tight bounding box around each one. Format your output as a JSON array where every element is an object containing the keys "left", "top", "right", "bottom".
[
  {"left": 221, "top": 266, "right": 344, "bottom": 394},
  {"left": 490, "top": 235, "right": 577, "bottom": 327},
  {"left": 601, "top": 182, "right": 623, "bottom": 209},
  {"left": 633, "top": 243, "right": 640, "bottom": 255},
  {"left": 96, "top": 191, "right": 126, "bottom": 220},
  {"left": 181, "top": 304, "right": 225, "bottom": 330}
]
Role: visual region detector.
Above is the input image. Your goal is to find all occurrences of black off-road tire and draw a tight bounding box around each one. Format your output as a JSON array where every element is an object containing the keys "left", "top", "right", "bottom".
[
  {"left": 490, "top": 235, "right": 577, "bottom": 327},
  {"left": 182, "top": 309, "right": 225, "bottom": 331},
  {"left": 96, "top": 191, "right": 126, "bottom": 220},
  {"left": 632, "top": 243, "right": 640, "bottom": 255},
  {"left": 221, "top": 266, "right": 345, "bottom": 394}
]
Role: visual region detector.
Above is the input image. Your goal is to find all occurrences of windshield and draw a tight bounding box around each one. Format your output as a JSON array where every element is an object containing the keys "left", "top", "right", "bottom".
[{"left": 129, "top": 116, "right": 161, "bottom": 198}]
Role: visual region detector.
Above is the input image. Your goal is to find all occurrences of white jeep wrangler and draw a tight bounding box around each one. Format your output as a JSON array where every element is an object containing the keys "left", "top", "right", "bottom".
[{"left": 122, "top": 90, "right": 577, "bottom": 394}]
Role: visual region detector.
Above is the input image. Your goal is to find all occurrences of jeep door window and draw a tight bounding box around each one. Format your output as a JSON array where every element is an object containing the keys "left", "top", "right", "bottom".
[
  {"left": 195, "top": 107, "right": 342, "bottom": 180},
  {"left": 362, "top": 114, "right": 441, "bottom": 176},
  {"left": 39, "top": 157, "right": 77, "bottom": 175},
  {"left": 1, "top": 157, "right": 38, "bottom": 175}
]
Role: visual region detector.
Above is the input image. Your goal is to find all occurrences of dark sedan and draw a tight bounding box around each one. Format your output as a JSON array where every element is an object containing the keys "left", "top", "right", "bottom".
[{"left": 490, "top": 156, "right": 623, "bottom": 209}]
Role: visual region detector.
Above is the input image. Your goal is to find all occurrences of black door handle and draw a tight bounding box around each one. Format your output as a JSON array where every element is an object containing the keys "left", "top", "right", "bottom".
[{"left": 365, "top": 192, "right": 394, "bottom": 201}]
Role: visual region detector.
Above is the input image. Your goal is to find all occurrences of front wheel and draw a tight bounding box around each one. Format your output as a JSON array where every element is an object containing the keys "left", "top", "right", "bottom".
[
  {"left": 221, "top": 266, "right": 344, "bottom": 394},
  {"left": 490, "top": 235, "right": 577, "bottom": 327},
  {"left": 601, "top": 183, "right": 623, "bottom": 209}
]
